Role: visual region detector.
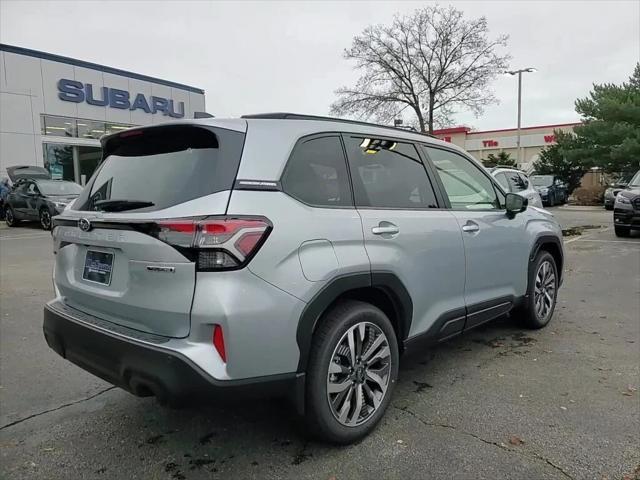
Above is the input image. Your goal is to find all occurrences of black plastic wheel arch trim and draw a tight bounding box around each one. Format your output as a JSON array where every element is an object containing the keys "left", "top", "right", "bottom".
[
  {"left": 294, "top": 271, "right": 413, "bottom": 373},
  {"left": 529, "top": 235, "right": 564, "bottom": 286}
]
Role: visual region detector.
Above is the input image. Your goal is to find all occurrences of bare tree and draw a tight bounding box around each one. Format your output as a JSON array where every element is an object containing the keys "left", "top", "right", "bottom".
[{"left": 330, "top": 6, "right": 510, "bottom": 133}]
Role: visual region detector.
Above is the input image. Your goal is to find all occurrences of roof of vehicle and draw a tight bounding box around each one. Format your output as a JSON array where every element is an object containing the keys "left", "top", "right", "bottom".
[{"left": 102, "top": 114, "right": 474, "bottom": 181}]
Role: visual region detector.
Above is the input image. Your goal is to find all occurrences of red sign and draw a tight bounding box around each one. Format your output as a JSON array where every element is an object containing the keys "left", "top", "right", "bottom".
[
  {"left": 544, "top": 135, "right": 555, "bottom": 143},
  {"left": 482, "top": 140, "right": 499, "bottom": 147}
]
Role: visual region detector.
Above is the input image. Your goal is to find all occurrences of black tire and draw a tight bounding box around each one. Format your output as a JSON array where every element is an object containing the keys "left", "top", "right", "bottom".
[
  {"left": 5, "top": 206, "right": 19, "bottom": 227},
  {"left": 304, "top": 300, "right": 399, "bottom": 444},
  {"left": 513, "top": 251, "right": 558, "bottom": 329},
  {"left": 615, "top": 225, "right": 630, "bottom": 237},
  {"left": 605, "top": 205, "right": 613, "bottom": 211},
  {"left": 39, "top": 208, "right": 52, "bottom": 231}
]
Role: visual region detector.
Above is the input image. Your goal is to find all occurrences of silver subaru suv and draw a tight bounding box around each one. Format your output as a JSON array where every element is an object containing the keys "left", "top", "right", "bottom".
[{"left": 44, "top": 113, "right": 563, "bottom": 444}]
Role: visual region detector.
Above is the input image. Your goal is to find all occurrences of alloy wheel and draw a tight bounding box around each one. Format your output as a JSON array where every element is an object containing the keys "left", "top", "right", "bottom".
[
  {"left": 5, "top": 208, "right": 14, "bottom": 226},
  {"left": 40, "top": 210, "right": 51, "bottom": 230},
  {"left": 534, "top": 260, "right": 556, "bottom": 322},
  {"left": 326, "top": 322, "right": 391, "bottom": 427}
]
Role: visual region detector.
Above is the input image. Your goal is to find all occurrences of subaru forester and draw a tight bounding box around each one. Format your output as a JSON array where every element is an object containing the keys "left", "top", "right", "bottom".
[{"left": 44, "top": 113, "right": 563, "bottom": 444}]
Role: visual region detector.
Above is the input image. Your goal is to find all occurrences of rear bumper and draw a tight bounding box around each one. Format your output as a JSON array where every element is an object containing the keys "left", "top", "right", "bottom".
[{"left": 43, "top": 302, "right": 303, "bottom": 405}]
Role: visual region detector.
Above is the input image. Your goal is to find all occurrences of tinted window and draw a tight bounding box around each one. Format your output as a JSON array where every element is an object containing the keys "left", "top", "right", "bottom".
[
  {"left": 531, "top": 175, "right": 554, "bottom": 187},
  {"left": 518, "top": 173, "right": 530, "bottom": 189},
  {"left": 506, "top": 171, "right": 527, "bottom": 192},
  {"left": 424, "top": 147, "right": 500, "bottom": 210},
  {"left": 76, "top": 125, "right": 244, "bottom": 212},
  {"left": 37, "top": 180, "right": 82, "bottom": 196},
  {"left": 344, "top": 137, "right": 437, "bottom": 209},
  {"left": 281, "top": 136, "right": 352, "bottom": 207},
  {"left": 494, "top": 172, "right": 509, "bottom": 191}
]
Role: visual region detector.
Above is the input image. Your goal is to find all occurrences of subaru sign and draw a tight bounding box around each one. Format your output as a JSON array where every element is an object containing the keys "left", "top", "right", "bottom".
[{"left": 57, "top": 78, "right": 185, "bottom": 118}]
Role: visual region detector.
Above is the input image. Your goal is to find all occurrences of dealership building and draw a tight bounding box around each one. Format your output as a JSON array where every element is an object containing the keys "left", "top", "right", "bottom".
[
  {"left": 0, "top": 44, "right": 206, "bottom": 184},
  {"left": 432, "top": 122, "right": 580, "bottom": 173}
]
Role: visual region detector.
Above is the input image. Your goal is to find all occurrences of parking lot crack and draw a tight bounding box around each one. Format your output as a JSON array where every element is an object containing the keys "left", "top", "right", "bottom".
[
  {"left": 393, "top": 405, "right": 574, "bottom": 480},
  {"left": 0, "top": 386, "right": 116, "bottom": 431}
]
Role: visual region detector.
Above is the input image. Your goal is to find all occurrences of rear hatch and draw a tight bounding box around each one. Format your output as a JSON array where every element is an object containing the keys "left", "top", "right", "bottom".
[
  {"left": 7, "top": 165, "right": 51, "bottom": 183},
  {"left": 52, "top": 123, "right": 246, "bottom": 338}
]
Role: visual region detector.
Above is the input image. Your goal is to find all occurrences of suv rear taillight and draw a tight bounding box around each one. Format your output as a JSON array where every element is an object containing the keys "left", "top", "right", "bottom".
[{"left": 155, "top": 217, "right": 272, "bottom": 271}]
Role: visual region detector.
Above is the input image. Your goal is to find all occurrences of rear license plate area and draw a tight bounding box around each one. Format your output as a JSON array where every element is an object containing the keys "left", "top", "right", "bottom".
[{"left": 82, "top": 250, "right": 114, "bottom": 285}]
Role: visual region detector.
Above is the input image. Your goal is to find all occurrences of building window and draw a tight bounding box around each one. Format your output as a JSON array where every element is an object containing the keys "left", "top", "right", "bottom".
[
  {"left": 41, "top": 115, "right": 135, "bottom": 139},
  {"left": 41, "top": 115, "right": 75, "bottom": 137},
  {"left": 105, "top": 122, "right": 133, "bottom": 136},
  {"left": 77, "top": 120, "right": 106, "bottom": 139},
  {"left": 43, "top": 143, "right": 75, "bottom": 181}
]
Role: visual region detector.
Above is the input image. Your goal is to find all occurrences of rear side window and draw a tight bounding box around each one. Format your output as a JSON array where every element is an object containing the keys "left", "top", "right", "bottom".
[
  {"left": 344, "top": 137, "right": 438, "bottom": 209},
  {"left": 75, "top": 125, "right": 245, "bottom": 211},
  {"left": 281, "top": 135, "right": 352, "bottom": 207},
  {"left": 506, "top": 171, "right": 527, "bottom": 192}
]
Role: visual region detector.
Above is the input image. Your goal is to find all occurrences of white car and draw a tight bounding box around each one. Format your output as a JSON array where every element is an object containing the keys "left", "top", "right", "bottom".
[{"left": 489, "top": 167, "right": 543, "bottom": 208}]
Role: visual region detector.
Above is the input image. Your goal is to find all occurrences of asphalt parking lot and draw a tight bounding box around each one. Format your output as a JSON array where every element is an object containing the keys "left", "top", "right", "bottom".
[{"left": 1, "top": 206, "right": 638, "bottom": 480}]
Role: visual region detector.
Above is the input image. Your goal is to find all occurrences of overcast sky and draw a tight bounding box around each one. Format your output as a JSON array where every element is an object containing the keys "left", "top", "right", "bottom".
[{"left": 1, "top": 0, "right": 638, "bottom": 131}]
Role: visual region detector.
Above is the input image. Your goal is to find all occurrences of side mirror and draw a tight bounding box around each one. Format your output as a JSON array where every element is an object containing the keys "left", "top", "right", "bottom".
[{"left": 505, "top": 193, "right": 527, "bottom": 217}]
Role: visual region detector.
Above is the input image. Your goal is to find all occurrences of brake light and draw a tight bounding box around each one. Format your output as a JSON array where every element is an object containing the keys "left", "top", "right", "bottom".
[
  {"left": 213, "top": 324, "right": 226, "bottom": 362},
  {"left": 156, "top": 217, "right": 271, "bottom": 271}
]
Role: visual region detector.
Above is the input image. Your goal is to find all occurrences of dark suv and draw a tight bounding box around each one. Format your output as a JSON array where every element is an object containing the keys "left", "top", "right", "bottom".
[
  {"left": 530, "top": 175, "right": 568, "bottom": 206},
  {"left": 613, "top": 170, "right": 640, "bottom": 237}
]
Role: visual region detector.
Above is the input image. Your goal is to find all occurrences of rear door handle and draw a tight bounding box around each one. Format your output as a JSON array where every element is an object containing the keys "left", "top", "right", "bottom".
[
  {"left": 461, "top": 221, "right": 480, "bottom": 233},
  {"left": 372, "top": 223, "right": 399, "bottom": 235}
]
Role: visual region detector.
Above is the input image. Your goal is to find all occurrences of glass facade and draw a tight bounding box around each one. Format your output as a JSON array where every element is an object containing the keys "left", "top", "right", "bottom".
[
  {"left": 43, "top": 144, "right": 75, "bottom": 181},
  {"left": 41, "top": 115, "right": 134, "bottom": 139},
  {"left": 41, "top": 116, "right": 75, "bottom": 137},
  {"left": 76, "top": 120, "right": 106, "bottom": 139},
  {"left": 78, "top": 146, "right": 102, "bottom": 184},
  {"left": 41, "top": 115, "right": 136, "bottom": 185}
]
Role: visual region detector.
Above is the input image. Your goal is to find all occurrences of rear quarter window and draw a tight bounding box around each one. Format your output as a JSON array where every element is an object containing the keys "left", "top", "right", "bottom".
[
  {"left": 74, "top": 125, "right": 245, "bottom": 212},
  {"left": 281, "top": 135, "right": 352, "bottom": 207}
]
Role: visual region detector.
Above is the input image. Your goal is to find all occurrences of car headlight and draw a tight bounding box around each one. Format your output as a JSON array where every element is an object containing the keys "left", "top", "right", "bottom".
[
  {"left": 539, "top": 188, "right": 549, "bottom": 194},
  {"left": 53, "top": 202, "right": 67, "bottom": 209},
  {"left": 615, "top": 195, "right": 631, "bottom": 205}
]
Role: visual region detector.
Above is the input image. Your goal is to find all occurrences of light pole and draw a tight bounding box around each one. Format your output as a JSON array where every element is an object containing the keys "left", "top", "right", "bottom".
[{"left": 506, "top": 67, "right": 536, "bottom": 167}]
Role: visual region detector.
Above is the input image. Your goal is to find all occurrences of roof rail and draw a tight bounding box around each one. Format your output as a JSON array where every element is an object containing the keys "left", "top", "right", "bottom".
[
  {"left": 491, "top": 165, "right": 524, "bottom": 171},
  {"left": 240, "top": 112, "right": 437, "bottom": 138}
]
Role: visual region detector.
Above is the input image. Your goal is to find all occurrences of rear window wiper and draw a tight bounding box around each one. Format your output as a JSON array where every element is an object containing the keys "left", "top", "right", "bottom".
[{"left": 93, "top": 199, "right": 155, "bottom": 212}]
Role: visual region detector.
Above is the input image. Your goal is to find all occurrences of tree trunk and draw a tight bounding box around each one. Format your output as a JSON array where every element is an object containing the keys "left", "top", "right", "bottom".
[
  {"left": 414, "top": 107, "right": 426, "bottom": 133},
  {"left": 427, "top": 94, "right": 435, "bottom": 134}
]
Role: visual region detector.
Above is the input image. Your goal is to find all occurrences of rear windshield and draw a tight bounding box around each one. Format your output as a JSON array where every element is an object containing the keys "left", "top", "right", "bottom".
[
  {"left": 37, "top": 180, "right": 82, "bottom": 196},
  {"left": 531, "top": 175, "right": 553, "bottom": 186},
  {"left": 74, "top": 125, "right": 245, "bottom": 212}
]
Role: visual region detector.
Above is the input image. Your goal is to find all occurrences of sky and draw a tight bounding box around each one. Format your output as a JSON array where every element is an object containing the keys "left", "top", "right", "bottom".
[{"left": 1, "top": 0, "right": 638, "bottom": 131}]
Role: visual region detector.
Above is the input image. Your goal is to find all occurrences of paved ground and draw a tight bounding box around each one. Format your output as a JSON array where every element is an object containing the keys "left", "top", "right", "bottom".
[{"left": 1, "top": 208, "right": 638, "bottom": 480}]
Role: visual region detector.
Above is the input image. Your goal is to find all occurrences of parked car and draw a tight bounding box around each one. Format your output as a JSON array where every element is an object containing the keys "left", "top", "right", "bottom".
[
  {"left": 613, "top": 169, "right": 640, "bottom": 237},
  {"left": 604, "top": 176, "right": 630, "bottom": 210},
  {"left": 530, "top": 175, "right": 568, "bottom": 206},
  {"left": 43, "top": 114, "right": 564, "bottom": 444},
  {"left": 488, "top": 167, "right": 543, "bottom": 208},
  {"left": 5, "top": 167, "right": 82, "bottom": 229}
]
